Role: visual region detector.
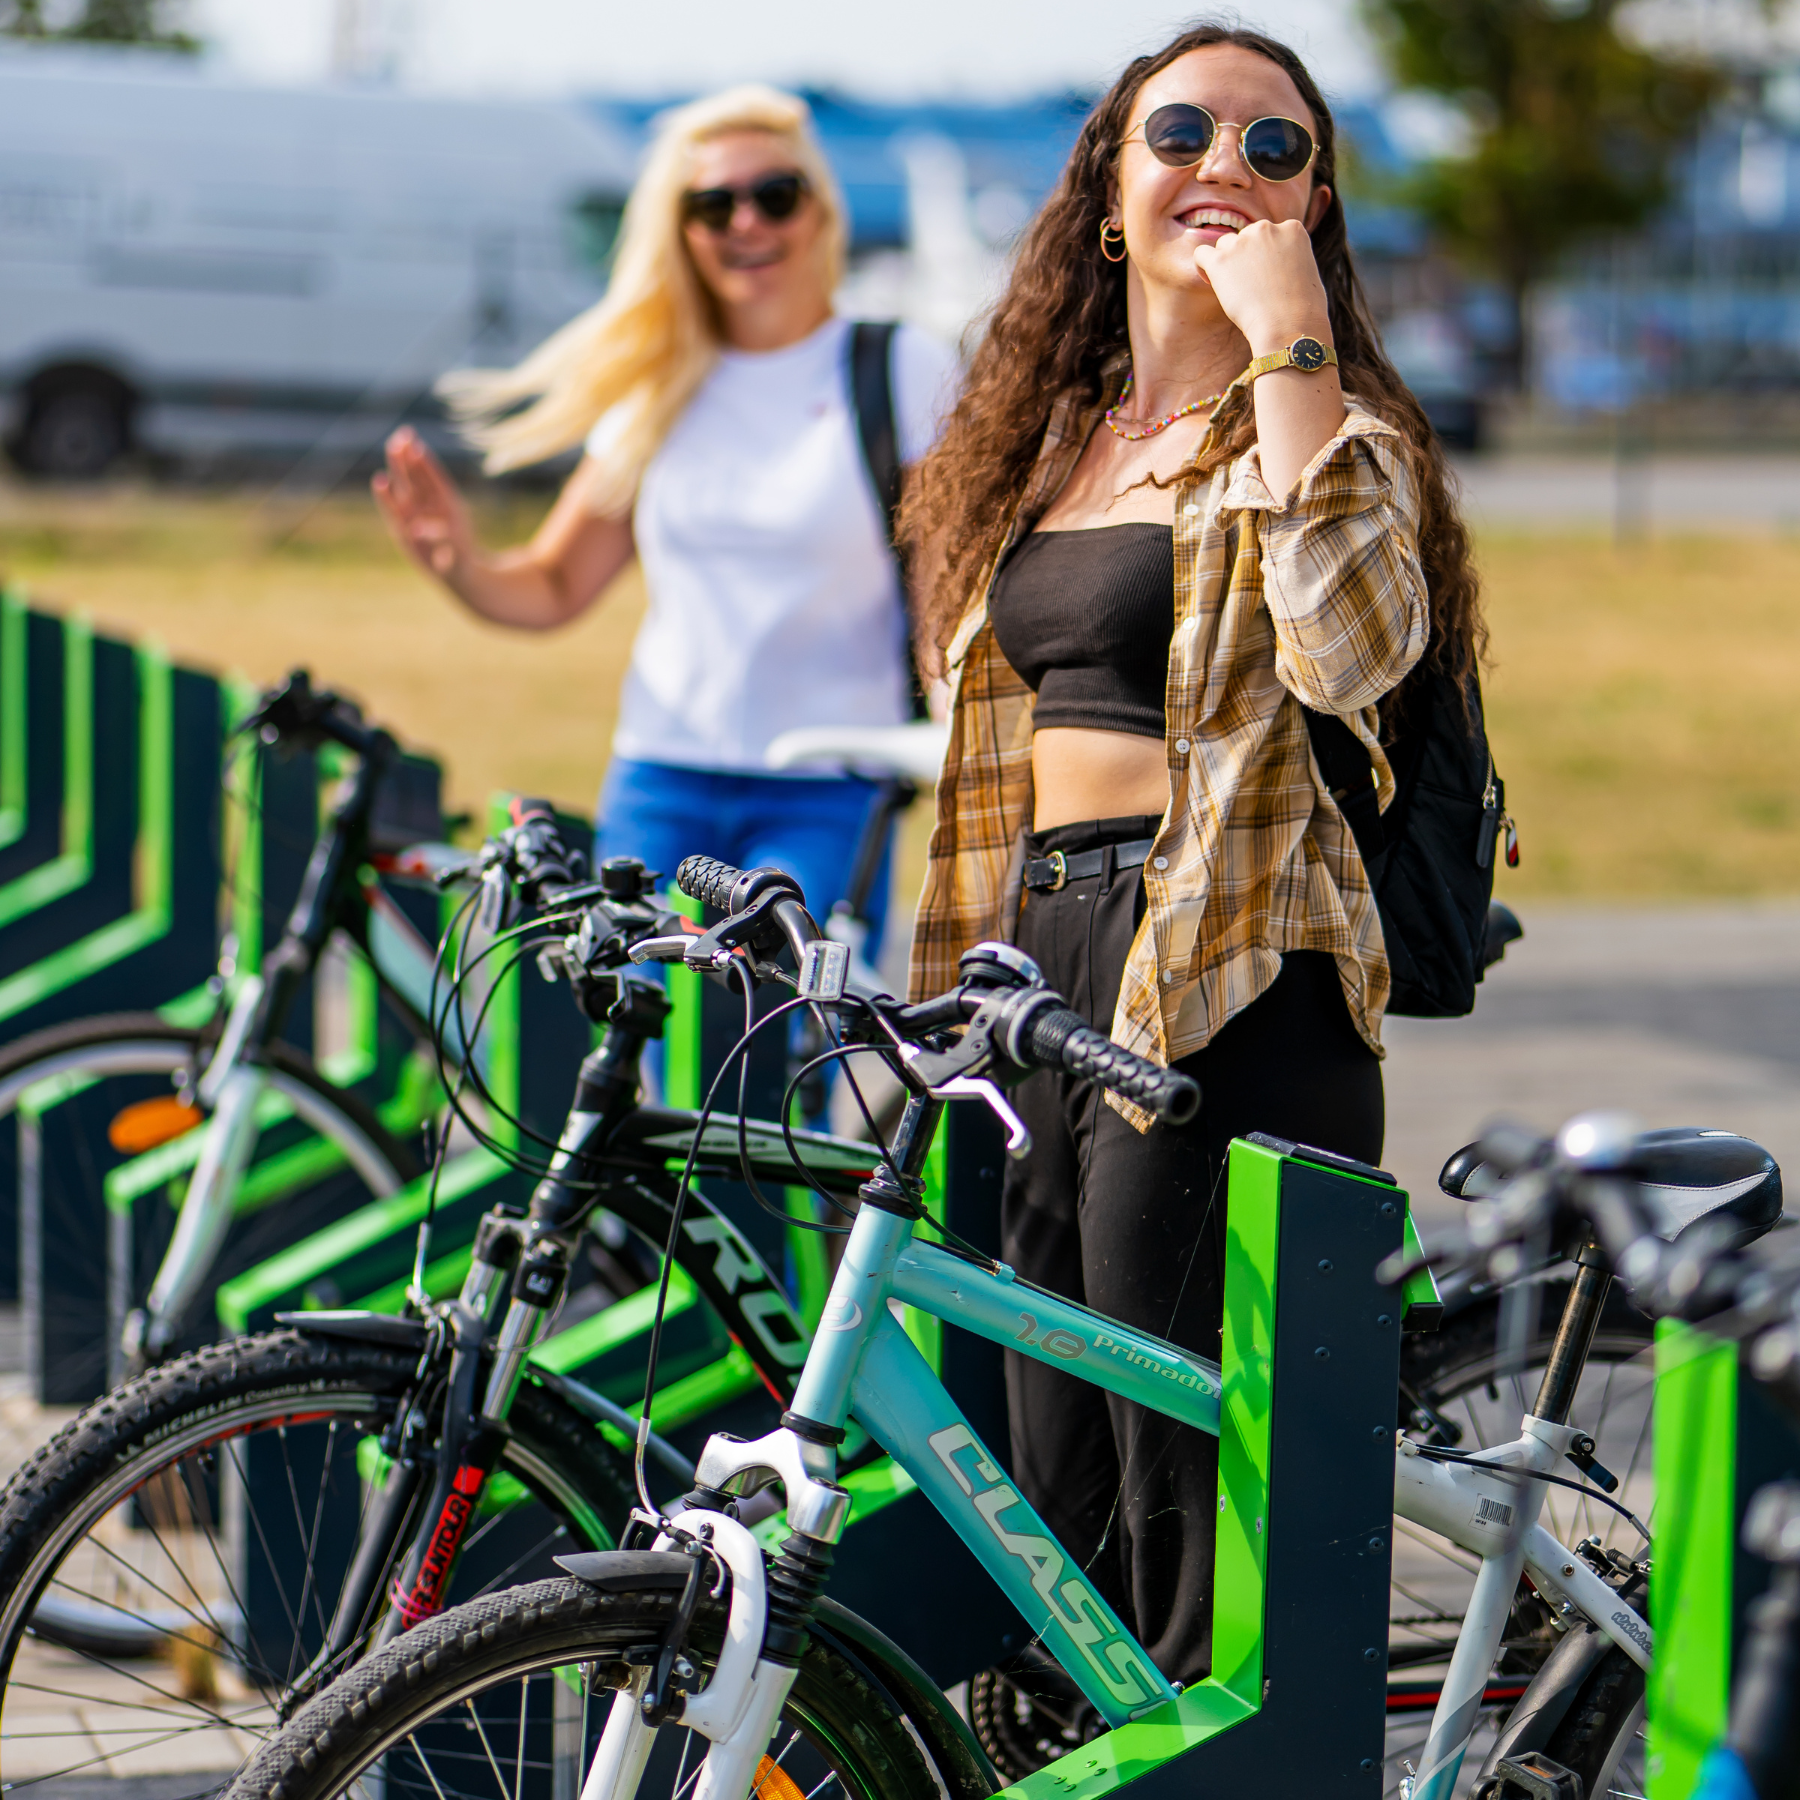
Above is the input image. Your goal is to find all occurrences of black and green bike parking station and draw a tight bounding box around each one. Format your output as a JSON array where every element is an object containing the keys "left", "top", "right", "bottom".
[{"left": 7, "top": 588, "right": 1800, "bottom": 1796}]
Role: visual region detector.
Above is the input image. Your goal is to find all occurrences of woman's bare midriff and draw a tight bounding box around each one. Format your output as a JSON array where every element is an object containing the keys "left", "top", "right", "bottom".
[{"left": 1031, "top": 726, "right": 1169, "bottom": 831}]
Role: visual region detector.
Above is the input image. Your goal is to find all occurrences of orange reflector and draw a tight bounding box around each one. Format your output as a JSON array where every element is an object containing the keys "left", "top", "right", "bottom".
[
  {"left": 109, "top": 1096, "right": 205, "bottom": 1155},
  {"left": 752, "top": 1757, "right": 805, "bottom": 1800}
]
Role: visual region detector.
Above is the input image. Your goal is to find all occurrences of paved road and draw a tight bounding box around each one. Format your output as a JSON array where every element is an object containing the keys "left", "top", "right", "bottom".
[
  {"left": 1450, "top": 453, "right": 1800, "bottom": 532},
  {"left": 1387, "top": 903, "right": 1800, "bottom": 1227}
]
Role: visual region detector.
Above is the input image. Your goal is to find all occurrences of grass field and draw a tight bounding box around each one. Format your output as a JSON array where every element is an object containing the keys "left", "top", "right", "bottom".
[{"left": 3, "top": 477, "right": 1798, "bottom": 900}]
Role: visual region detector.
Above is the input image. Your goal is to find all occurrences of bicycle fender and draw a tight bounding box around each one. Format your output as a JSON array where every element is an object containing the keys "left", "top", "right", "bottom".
[
  {"left": 557, "top": 1550, "right": 694, "bottom": 1591},
  {"left": 1471, "top": 1620, "right": 1614, "bottom": 1790},
  {"left": 275, "top": 1310, "right": 430, "bottom": 1350}
]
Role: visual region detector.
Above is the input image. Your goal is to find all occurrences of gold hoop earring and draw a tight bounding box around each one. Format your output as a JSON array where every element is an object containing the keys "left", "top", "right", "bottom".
[{"left": 1099, "top": 219, "right": 1127, "bottom": 263}]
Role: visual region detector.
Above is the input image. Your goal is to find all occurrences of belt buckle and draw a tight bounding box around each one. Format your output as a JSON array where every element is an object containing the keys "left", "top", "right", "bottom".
[{"left": 1045, "top": 850, "right": 1068, "bottom": 892}]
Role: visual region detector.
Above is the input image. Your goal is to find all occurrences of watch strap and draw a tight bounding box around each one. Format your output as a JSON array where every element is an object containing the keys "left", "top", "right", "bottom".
[{"left": 1247, "top": 336, "right": 1339, "bottom": 381}]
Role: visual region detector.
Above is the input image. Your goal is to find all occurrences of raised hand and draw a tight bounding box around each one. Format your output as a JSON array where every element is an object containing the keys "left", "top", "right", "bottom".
[
  {"left": 1192, "top": 218, "right": 1331, "bottom": 358},
  {"left": 372, "top": 427, "right": 478, "bottom": 582}
]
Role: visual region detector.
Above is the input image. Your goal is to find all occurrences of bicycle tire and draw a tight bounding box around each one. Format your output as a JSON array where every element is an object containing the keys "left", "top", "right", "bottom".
[
  {"left": 1537, "top": 1642, "right": 1645, "bottom": 1800},
  {"left": 0, "top": 1012, "right": 422, "bottom": 1384},
  {"left": 227, "top": 1571, "right": 978, "bottom": 1800},
  {"left": 0, "top": 1328, "right": 635, "bottom": 1794}
]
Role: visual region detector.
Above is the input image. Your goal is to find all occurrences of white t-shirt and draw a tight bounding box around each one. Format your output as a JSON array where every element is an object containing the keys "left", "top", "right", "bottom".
[{"left": 598, "top": 315, "right": 958, "bottom": 774}]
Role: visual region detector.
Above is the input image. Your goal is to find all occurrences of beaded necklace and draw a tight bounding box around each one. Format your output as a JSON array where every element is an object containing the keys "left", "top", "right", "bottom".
[{"left": 1103, "top": 374, "right": 1225, "bottom": 441}]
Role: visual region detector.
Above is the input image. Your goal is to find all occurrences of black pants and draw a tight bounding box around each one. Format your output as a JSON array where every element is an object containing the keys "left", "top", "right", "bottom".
[{"left": 1002, "top": 815, "right": 1384, "bottom": 1685}]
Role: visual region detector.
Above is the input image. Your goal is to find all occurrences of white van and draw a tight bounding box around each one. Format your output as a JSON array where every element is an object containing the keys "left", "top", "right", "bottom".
[{"left": 0, "top": 47, "right": 635, "bottom": 477}]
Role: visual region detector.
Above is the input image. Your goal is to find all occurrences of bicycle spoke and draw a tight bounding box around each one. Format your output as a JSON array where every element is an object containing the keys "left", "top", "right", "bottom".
[
  {"left": 276, "top": 1422, "right": 337, "bottom": 1664},
  {"left": 463, "top": 1695, "right": 511, "bottom": 1799},
  {"left": 289, "top": 1417, "right": 345, "bottom": 1678}
]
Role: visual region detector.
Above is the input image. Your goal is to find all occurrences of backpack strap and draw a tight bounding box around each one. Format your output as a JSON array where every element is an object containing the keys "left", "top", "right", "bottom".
[
  {"left": 849, "top": 319, "right": 902, "bottom": 547},
  {"left": 847, "top": 319, "right": 927, "bottom": 720},
  {"left": 1302, "top": 708, "right": 1388, "bottom": 878}
]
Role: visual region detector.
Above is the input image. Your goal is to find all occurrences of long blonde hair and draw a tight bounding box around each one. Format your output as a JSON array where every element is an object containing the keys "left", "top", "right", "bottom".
[{"left": 439, "top": 85, "right": 847, "bottom": 509}]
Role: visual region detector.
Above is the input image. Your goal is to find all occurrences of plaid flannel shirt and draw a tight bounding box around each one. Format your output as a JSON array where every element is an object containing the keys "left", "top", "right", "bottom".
[{"left": 908, "top": 368, "right": 1430, "bottom": 1128}]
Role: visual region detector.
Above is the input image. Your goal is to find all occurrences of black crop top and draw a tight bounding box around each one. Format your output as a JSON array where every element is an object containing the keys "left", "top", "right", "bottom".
[{"left": 988, "top": 523, "right": 1174, "bottom": 740}]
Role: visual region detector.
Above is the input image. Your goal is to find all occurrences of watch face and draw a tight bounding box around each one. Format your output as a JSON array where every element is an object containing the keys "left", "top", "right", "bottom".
[{"left": 1290, "top": 335, "right": 1329, "bottom": 372}]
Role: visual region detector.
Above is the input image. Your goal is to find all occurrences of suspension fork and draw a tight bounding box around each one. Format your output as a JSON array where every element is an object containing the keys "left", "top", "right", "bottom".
[{"left": 377, "top": 1301, "right": 507, "bottom": 1646}]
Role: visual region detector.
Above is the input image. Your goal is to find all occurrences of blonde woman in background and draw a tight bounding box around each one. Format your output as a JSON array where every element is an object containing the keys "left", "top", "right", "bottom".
[{"left": 374, "top": 86, "right": 957, "bottom": 938}]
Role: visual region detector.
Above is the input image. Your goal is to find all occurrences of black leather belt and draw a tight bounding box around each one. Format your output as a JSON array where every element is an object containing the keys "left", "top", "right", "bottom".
[{"left": 1022, "top": 837, "right": 1156, "bottom": 893}]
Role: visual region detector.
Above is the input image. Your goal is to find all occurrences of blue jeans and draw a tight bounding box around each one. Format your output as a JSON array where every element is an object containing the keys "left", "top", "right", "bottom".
[{"left": 595, "top": 758, "right": 894, "bottom": 951}]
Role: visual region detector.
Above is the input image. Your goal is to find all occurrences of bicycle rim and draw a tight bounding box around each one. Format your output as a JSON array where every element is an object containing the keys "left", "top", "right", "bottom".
[
  {"left": 0, "top": 1384, "right": 618, "bottom": 1794},
  {"left": 1385, "top": 1312, "right": 1655, "bottom": 1798}
]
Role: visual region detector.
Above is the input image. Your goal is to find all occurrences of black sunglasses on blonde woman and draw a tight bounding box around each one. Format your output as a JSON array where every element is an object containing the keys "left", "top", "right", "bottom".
[
  {"left": 1124, "top": 102, "right": 1317, "bottom": 183},
  {"left": 681, "top": 171, "right": 810, "bottom": 232}
]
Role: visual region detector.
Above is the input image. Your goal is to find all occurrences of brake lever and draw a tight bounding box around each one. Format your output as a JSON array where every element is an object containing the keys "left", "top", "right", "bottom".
[
  {"left": 894, "top": 1023, "right": 1034, "bottom": 1159},
  {"left": 629, "top": 934, "right": 703, "bottom": 966},
  {"left": 930, "top": 1073, "right": 1032, "bottom": 1158}
]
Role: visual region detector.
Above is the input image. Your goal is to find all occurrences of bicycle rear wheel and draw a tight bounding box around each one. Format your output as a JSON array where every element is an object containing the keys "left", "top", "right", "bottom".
[
  {"left": 0, "top": 1329, "right": 634, "bottom": 1795},
  {"left": 1386, "top": 1281, "right": 1655, "bottom": 1798},
  {"left": 227, "top": 1571, "right": 988, "bottom": 1800}
]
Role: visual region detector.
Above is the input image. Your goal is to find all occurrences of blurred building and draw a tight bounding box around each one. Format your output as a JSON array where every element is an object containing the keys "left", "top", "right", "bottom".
[{"left": 1537, "top": 92, "right": 1800, "bottom": 414}]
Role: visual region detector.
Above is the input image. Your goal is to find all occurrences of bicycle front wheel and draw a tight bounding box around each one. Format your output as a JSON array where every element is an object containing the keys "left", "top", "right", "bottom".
[
  {"left": 228, "top": 1573, "right": 983, "bottom": 1800},
  {"left": 0, "top": 1012, "right": 420, "bottom": 1393},
  {"left": 0, "top": 1329, "right": 635, "bottom": 1795}
]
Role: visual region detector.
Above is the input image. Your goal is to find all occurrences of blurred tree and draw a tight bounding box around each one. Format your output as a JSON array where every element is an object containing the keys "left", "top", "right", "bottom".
[
  {"left": 2, "top": 0, "right": 196, "bottom": 48},
  {"left": 1359, "top": 0, "right": 1719, "bottom": 387}
]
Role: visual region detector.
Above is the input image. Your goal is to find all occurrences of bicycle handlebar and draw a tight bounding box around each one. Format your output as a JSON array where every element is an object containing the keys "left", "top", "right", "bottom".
[
  {"left": 240, "top": 669, "right": 391, "bottom": 762},
  {"left": 673, "top": 855, "right": 1197, "bottom": 1122}
]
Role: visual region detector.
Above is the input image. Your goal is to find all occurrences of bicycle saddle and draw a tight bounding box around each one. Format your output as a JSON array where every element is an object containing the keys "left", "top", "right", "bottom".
[
  {"left": 1440, "top": 1125, "right": 1784, "bottom": 1248},
  {"left": 765, "top": 721, "right": 949, "bottom": 781}
]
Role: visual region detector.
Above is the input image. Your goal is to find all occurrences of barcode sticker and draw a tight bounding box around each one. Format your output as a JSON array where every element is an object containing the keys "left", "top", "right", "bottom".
[{"left": 1472, "top": 1495, "right": 1515, "bottom": 1530}]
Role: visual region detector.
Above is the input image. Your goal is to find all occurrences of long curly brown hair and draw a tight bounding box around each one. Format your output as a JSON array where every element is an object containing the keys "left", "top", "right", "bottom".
[{"left": 900, "top": 21, "right": 1484, "bottom": 718}]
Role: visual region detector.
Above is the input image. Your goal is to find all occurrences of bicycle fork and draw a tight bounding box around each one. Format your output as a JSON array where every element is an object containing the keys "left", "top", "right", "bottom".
[
  {"left": 134, "top": 1062, "right": 267, "bottom": 1359},
  {"left": 581, "top": 1425, "right": 850, "bottom": 1800}
]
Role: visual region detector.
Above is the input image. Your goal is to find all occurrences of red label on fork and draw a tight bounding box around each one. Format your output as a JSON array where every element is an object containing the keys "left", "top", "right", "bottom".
[{"left": 391, "top": 1463, "right": 486, "bottom": 1629}]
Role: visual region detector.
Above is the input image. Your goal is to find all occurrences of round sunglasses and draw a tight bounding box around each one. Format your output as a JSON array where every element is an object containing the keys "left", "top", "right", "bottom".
[
  {"left": 1124, "top": 103, "right": 1317, "bottom": 184},
  {"left": 681, "top": 171, "right": 810, "bottom": 233}
]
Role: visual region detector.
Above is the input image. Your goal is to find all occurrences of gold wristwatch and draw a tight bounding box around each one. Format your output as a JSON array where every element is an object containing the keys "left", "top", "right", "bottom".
[{"left": 1246, "top": 334, "right": 1339, "bottom": 380}]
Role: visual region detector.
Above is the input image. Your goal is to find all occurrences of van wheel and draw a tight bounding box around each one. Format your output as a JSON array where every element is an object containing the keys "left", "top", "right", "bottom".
[{"left": 14, "top": 377, "right": 130, "bottom": 478}]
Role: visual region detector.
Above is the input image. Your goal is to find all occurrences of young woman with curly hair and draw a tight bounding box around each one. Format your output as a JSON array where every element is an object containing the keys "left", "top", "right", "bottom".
[{"left": 901, "top": 22, "right": 1484, "bottom": 1687}]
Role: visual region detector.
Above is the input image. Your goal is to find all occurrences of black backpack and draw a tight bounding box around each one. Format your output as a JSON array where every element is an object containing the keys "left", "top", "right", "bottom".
[
  {"left": 1304, "top": 675, "right": 1517, "bottom": 1018},
  {"left": 846, "top": 319, "right": 930, "bottom": 721}
]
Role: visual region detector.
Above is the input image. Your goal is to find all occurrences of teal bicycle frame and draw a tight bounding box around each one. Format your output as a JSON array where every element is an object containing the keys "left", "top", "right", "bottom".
[{"left": 774, "top": 1091, "right": 1226, "bottom": 1730}]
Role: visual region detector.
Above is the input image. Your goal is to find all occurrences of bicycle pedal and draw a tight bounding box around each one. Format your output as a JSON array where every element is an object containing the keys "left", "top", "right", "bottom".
[{"left": 1488, "top": 1752, "right": 1584, "bottom": 1800}]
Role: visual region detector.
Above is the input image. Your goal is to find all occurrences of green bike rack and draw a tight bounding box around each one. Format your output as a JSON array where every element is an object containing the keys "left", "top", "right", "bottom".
[
  {"left": 1647, "top": 1322, "right": 1800, "bottom": 1797},
  {"left": 0, "top": 594, "right": 453, "bottom": 1393}
]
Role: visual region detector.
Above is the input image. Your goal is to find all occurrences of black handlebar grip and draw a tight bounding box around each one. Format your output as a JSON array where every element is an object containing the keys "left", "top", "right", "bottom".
[
  {"left": 675, "top": 855, "right": 807, "bottom": 914},
  {"left": 1024, "top": 1005, "right": 1200, "bottom": 1125},
  {"left": 676, "top": 855, "right": 745, "bottom": 912},
  {"left": 508, "top": 800, "right": 586, "bottom": 899}
]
